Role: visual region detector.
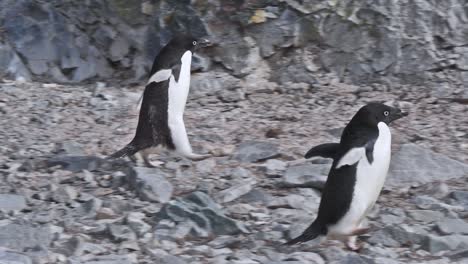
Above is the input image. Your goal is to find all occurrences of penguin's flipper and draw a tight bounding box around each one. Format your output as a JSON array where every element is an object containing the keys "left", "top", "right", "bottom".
[
  {"left": 304, "top": 143, "right": 340, "bottom": 159},
  {"left": 284, "top": 221, "right": 325, "bottom": 245},
  {"left": 335, "top": 147, "right": 365, "bottom": 169}
]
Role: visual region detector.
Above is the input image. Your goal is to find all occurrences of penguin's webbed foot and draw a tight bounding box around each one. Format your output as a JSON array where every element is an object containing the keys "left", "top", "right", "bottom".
[
  {"left": 143, "top": 157, "right": 157, "bottom": 168},
  {"left": 350, "top": 227, "right": 372, "bottom": 236},
  {"left": 345, "top": 236, "right": 362, "bottom": 251}
]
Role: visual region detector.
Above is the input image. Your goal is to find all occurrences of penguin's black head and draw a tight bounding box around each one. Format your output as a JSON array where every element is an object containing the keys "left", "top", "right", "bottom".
[
  {"left": 169, "top": 34, "right": 211, "bottom": 52},
  {"left": 356, "top": 102, "right": 408, "bottom": 126}
]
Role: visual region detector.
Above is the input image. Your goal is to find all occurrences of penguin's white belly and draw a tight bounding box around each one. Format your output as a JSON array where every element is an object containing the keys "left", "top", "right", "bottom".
[
  {"left": 329, "top": 122, "right": 391, "bottom": 235},
  {"left": 168, "top": 50, "right": 192, "bottom": 116},
  {"left": 168, "top": 50, "right": 194, "bottom": 155}
]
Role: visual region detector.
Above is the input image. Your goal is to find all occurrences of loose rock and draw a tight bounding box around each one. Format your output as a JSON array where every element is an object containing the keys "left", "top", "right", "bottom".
[
  {"left": 215, "top": 179, "right": 256, "bottom": 203},
  {"left": 436, "top": 218, "right": 468, "bottom": 235},
  {"left": 127, "top": 167, "right": 173, "bottom": 203},
  {"left": 279, "top": 164, "right": 328, "bottom": 189},
  {"left": 387, "top": 144, "right": 468, "bottom": 188},
  {"left": 0, "top": 194, "right": 27, "bottom": 212},
  {"left": 233, "top": 141, "right": 280, "bottom": 163},
  {"left": 156, "top": 192, "right": 248, "bottom": 237}
]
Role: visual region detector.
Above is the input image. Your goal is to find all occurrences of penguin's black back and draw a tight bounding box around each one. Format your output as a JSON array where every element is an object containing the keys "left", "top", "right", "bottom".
[
  {"left": 315, "top": 159, "right": 358, "bottom": 226},
  {"left": 316, "top": 114, "right": 379, "bottom": 227},
  {"left": 131, "top": 81, "right": 175, "bottom": 150}
]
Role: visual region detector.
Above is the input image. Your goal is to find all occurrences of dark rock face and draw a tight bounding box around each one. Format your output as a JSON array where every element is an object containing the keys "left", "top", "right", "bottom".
[
  {"left": 0, "top": 43, "right": 31, "bottom": 81},
  {"left": 1, "top": 0, "right": 130, "bottom": 83},
  {"left": 1, "top": 0, "right": 467, "bottom": 89}
]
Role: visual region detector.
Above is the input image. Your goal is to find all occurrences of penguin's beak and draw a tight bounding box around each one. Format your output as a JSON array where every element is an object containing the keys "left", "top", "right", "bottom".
[
  {"left": 391, "top": 108, "right": 408, "bottom": 122},
  {"left": 197, "top": 38, "right": 212, "bottom": 48}
]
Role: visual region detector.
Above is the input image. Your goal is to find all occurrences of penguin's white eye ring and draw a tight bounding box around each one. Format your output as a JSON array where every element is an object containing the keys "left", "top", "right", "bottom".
[
  {"left": 384, "top": 111, "right": 389, "bottom": 116},
  {"left": 192, "top": 41, "right": 197, "bottom": 45}
]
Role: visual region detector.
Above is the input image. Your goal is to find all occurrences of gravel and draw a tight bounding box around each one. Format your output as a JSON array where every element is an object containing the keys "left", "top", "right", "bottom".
[{"left": 0, "top": 78, "right": 467, "bottom": 263}]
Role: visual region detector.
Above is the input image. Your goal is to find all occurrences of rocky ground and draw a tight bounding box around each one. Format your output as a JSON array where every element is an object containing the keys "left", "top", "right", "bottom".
[{"left": 0, "top": 75, "right": 467, "bottom": 264}]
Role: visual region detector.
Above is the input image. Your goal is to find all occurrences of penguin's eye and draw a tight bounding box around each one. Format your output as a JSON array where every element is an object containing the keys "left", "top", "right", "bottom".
[
  {"left": 192, "top": 41, "right": 197, "bottom": 46},
  {"left": 383, "top": 111, "right": 389, "bottom": 116}
]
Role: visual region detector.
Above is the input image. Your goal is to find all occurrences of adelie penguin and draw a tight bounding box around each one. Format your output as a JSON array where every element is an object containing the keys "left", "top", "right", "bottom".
[
  {"left": 285, "top": 102, "right": 408, "bottom": 250},
  {"left": 110, "top": 34, "right": 212, "bottom": 167}
]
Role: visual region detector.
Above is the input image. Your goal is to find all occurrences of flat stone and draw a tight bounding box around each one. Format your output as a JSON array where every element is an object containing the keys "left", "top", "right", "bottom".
[
  {"left": 51, "top": 186, "right": 78, "bottom": 204},
  {"left": 191, "top": 71, "right": 241, "bottom": 100},
  {"left": 82, "top": 254, "right": 136, "bottom": 264},
  {"left": 215, "top": 179, "right": 256, "bottom": 203},
  {"left": 361, "top": 246, "right": 399, "bottom": 259},
  {"left": 238, "top": 189, "right": 274, "bottom": 204},
  {"left": 410, "top": 195, "right": 461, "bottom": 211},
  {"left": 76, "top": 196, "right": 103, "bottom": 219},
  {"left": 0, "top": 249, "right": 32, "bottom": 264},
  {"left": 233, "top": 141, "right": 280, "bottom": 163},
  {"left": 448, "top": 248, "right": 468, "bottom": 261},
  {"left": 54, "top": 236, "right": 84, "bottom": 257},
  {"left": 268, "top": 260, "right": 302, "bottom": 264},
  {"left": 379, "top": 213, "right": 405, "bottom": 225},
  {"left": 0, "top": 194, "right": 27, "bottom": 211},
  {"left": 279, "top": 163, "right": 329, "bottom": 189},
  {"left": 128, "top": 167, "right": 173, "bottom": 203},
  {"left": 450, "top": 191, "right": 468, "bottom": 206},
  {"left": 319, "top": 246, "right": 349, "bottom": 262},
  {"left": 282, "top": 252, "right": 324, "bottom": 264},
  {"left": 108, "top": 224, "right": 137, "bottom": 242},
  {"left": 408, "top": 210, "right": 445, "bottom": 222},
  {"left": 46, "top": 155, "right": 104, "bottom": 172},
  {"left": 126, "top": 212, "right": 151, "bottom": 237},
  {"left": 387, "top": 144, "right": 468, "bottom": 188},
  {"left": 371, "top": 258, "right": 402, "bottom": 264},
  {"left": 424, "top": 234, "right": 468, "bottom": 253},
  {"left": 195, "top": 159, "right": 217, "bottom": 174},
  {"left": 330, "top": 254, "right": 376, "bottom": 264},
  {"left": 367, "top": 225, "right": 427, "bottom": 248},
  {"left": 156, "top": 255, "right": 188, "bottom": 264},
  {"left": 55, "top": 141, "right": 85, "bottom": 155},
  {"left": 260, "top": 159, "right": 287, "bottom": 176},
  {"left": 217, "top": 87, "right": 245, "bottom": 102},
  {"left": 367, "top": 229, "right": 401, "bottom": 247},
  {"left": 0, "top": 222, "right": 51, "bottom": 251},
  {"left": 156, "top": 191, "right": 248, "bottom": 237},
  {"left": 436, "top": 218, "right": 468, "bottom": 235},
  {"left": 267, "top": 194, "right": 317, "bottom": 213}
]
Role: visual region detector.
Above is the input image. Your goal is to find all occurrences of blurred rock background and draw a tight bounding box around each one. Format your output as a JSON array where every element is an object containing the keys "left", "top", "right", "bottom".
[
  {"left": 1, "top": 1, "right": 468, "bottom": 264},
  {"left": 1, "top": 0, "right": 467, "bottom": 95}
]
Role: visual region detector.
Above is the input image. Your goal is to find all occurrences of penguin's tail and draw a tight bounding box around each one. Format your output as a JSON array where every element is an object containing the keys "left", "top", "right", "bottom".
[
  {"left": 284, "top": 221, "right": 325, "bottom": 245},
  {"left": 109, "top": 144, "right": 139, "bottom": 159}
]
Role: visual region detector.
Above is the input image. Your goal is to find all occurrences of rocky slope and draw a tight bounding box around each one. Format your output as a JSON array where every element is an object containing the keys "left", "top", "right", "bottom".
[
  {"left": 1, "top": 0, "right": 468, "bottom": 95},
  {"left": 0, "top": 75, "right": 467, "bottom": 263}
]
